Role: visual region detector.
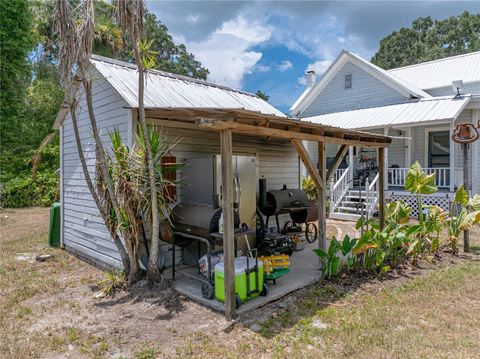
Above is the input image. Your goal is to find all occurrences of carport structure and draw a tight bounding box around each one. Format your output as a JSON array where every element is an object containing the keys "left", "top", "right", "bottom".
[{"left": 142, "top": 107, "right": 392, "bottom": 320}]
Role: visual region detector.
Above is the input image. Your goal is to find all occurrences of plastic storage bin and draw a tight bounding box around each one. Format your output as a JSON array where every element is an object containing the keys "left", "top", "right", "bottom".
[{"left": 214, "top": 256, "right": 264, "bottom": 305}]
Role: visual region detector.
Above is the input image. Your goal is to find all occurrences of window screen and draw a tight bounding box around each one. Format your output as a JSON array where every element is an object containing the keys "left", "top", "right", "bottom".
[
  {"left": 428, "top": 131, "right": 450, "bottom": 167},
  {"left": 345, "top": 74, "right": 352, "bottom": 89}
]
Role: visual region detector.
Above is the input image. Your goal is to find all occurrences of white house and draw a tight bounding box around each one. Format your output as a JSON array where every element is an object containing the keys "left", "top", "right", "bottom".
[{"left": 291, "top": 50, "right": 480, "bottom": 220}]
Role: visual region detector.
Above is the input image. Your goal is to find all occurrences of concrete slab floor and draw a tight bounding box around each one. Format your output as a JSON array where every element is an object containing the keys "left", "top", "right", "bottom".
[{"left": 165, "top": 240, "right": 323, "bottom": 315}]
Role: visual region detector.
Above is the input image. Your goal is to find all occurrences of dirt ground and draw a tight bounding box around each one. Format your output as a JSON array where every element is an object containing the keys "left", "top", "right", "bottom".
[{"left": 1, "top": 207, "right": 479, "bottom": 359}]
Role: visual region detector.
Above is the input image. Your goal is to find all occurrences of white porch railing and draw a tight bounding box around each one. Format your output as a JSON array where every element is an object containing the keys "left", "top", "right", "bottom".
[
  {"left": 330, "top": 168, "right": 350, "bottom": 215},
  {"left": 333, "top": 168, "right": 347, "bottom": 183},
  {"left": 365, "top": 174, "right": 379, "bottom": 218},
  {"left": 387, "top": 167, "right": 463, "bottom": 189}
]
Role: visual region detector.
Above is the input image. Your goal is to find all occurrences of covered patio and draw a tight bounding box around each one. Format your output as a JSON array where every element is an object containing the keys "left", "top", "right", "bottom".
[{"left": 143, "top": 107, "right": 391, "bottom": 319}]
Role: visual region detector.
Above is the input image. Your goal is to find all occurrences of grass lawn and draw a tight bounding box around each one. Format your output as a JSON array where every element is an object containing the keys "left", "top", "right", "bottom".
[{"left": 1, "top": 207, "right": 479, "bottom": 358}]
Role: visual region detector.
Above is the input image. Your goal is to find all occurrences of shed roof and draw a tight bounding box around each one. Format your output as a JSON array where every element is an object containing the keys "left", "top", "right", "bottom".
[
  {"left": 301, "top": 96, "right": 471, "bottom": 130},
  {"left": 389, "top": 51, "right": 480, "bottom": 90},
  {"left": 91, "top": 55, "right": 286, "bottom": 117}
]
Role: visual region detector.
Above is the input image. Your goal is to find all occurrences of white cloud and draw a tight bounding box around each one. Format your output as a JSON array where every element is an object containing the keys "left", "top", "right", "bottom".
[
  {"left": 277, "top": 60, "right": 293, "bottom": 72},
  {"left": 186, "top": 14, "right": 200, "bottom": 25},
  {"left": 297, "top": 59, "right": 333, "bottom": 86},
  {"left": 255, "top": 64, "right": 271, "bottom": 73},
  {"left": 183, "top": 15, "right": 272, "bottom": 88},
  {"left": 307, "top": 60, "right": 333, "bottom": 75}
]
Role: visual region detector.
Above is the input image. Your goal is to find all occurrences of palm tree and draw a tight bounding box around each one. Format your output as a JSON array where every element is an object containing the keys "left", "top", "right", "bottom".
[
  {"left": 114, "top": 0, "right": 163, "bottom": 284},
  {"left": 54, "top": 0, "right": 130, "bottom": 275}
]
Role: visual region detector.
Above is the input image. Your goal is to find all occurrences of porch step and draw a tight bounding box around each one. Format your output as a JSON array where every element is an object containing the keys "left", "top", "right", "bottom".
[
  {"left": 336, "top": 206, "right": 365, "bottom": 213},
  {"left": 340, "top": 200, "right": 368, "bottom": 206},
  {"left": 329, "top": 212, "right": 361, "bottom": 221}
]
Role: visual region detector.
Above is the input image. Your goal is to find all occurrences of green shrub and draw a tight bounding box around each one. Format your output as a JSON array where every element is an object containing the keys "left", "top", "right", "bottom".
[{"left": 1, "top": 171, "right": 59, "bottom": 207}]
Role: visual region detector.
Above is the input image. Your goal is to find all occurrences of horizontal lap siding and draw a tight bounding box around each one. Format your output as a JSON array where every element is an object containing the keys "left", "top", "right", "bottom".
[
  {"left": 153, "top": 126, "right": 300, "bottom": 191},
  {"left": 426, "top": 82, "right": 480, "bottom": 97},
  {"left": 302, "top": 61, "right": 407, "bottom": 117},
  {"left": 62, "top": 75, "right": 130, "bottom": 269},
  {"left": 387, "top": 130, "right": 406, "bottom": 168},
  {"left": 152, "top": 125, "right": 300, "bottom": 227}
]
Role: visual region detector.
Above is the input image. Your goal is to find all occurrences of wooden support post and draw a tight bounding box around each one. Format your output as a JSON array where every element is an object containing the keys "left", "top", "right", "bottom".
[
  {"left": 326, "top": 144, "right": 348, "bottom": 182},
  {"left": 378, "top": 147, "right": 386, "bottom": 230},
  {"left": 348, "top": 146, "right": 354, "bottom": 182},
  {"left": 463, "top": 143, "right": 470, "bottom": 253},
  {"left": 220, "top": 129, "right": 236, "bottom": 320},
  {"left": 383, "top": 128, "right": 389, "bottom": 190},
  {"left": 291, "top": 139, "right": 324, "bottom": 190},
  {"left": 318, "top": 142, "right": 327, "bottom": 254}
]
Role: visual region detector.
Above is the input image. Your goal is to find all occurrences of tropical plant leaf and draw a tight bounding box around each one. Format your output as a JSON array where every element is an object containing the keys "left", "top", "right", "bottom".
[
  {"left": 454, "top": 186, "right": 469, "bottom": 205},
  {"left": 459, "top": 210, "right": 480, "bottom": 231},
  {"left": 468, "top": 194, "right": 480, "bottom": 210}
]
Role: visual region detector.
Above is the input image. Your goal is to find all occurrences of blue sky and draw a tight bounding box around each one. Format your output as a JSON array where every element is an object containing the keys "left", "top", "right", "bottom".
[{"left": 147, "top": 1, "right": 480, "bottom": 113}]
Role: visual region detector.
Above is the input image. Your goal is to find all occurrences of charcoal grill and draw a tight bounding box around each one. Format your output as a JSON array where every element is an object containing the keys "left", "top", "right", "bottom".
[
  {"left": 170, "top": 202, "right": 241, "bottom": 299},
  {"left": 258, "top": 180, "right": 318, "bottom": 243}
]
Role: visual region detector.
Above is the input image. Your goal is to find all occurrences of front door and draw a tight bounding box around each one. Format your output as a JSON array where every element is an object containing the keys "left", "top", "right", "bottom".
[{"left": 428, "top": 131, "right": 450, "bottom": 168}]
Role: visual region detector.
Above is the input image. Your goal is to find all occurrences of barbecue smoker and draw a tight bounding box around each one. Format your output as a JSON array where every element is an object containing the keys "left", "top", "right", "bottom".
[
  {"left": 258, "top": 179, "right": 318, "bottom": 243},
  {"left": 170, "top": 202, "right": 241, "bottom": 299}
]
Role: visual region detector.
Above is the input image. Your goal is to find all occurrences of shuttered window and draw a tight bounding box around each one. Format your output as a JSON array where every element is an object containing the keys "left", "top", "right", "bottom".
[{"left": 345, "top": 74, "right": 352, "bottom": 89}]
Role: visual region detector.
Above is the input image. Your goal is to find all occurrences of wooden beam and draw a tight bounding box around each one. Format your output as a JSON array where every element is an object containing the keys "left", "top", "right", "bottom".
[
  {"left": 291, "top": 139, "right": 324, "bottom": 190},
  {"left": 463, "top": 143, "right": 470, "bottom": 253},
  {"left": 326, "top": 145, "right": 348, "bottom": 182},
  {"left": 378, "top": 147, "right": 386, "bottom": 230},
  {"left": 220, "top": 129, "right": 236, "bottom": 320},
  {"left": 197, "top": 118, "right": 389, "bottom": 147},
  {"left": 318, "top": 142, "right": 327, "bottom": 254}
]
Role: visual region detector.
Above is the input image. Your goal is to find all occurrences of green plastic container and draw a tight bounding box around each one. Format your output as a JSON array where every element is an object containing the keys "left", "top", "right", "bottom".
[
  {"left": 214, "top": 257, "right": 263, "bottom": 304},
  {"left": 49, "top": 202, "right": 61, "bottom": 247}
]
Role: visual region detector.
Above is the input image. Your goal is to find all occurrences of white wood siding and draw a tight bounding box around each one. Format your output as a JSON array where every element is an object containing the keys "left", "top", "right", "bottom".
[
  {"left": 302, "top": 61, "right": 408, "bottom": 117},
  {"left": 426, "top": 82, "right": 480, "bottom": 97},
  {"left": 152, "top": 126, "right": 300, "bottom": 191},
  {"left": 61, "top": 75, "right": 130, "bottom": 269},
  {"left": 150, "top": 125, "right": 301, "bottom": 227},
  {"left": 387, "top": 129, "right": 406, "bottom": 168}
]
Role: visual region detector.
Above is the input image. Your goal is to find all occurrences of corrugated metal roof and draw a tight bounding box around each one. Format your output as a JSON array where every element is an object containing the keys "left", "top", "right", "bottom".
[
  {"left": 90, "top": 55, "right": 286, "bottom": 117},
  {"left": 301, "top": 96, "right": 471, "bottom": 130},
  {"left": 389, "top": 51, "right": 480, "bottom": 90}
]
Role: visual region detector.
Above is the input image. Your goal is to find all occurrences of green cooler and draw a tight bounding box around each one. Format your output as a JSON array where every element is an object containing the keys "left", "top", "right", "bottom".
[{"left": 215, "top": 256, "right": 264, "bottom": 305}]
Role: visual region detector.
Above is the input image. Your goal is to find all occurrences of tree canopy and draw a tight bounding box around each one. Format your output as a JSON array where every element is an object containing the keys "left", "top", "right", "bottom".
[
  {"left": 371, "top": 11, "right": 480, "bottom": 69},
  {"left": 0, "top": 0, "right": 209, "bottom": 207}
]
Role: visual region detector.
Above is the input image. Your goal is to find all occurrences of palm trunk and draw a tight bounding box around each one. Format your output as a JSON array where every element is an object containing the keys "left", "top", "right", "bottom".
[
  {"left": 70, "top": 101, "right": 130, "bottom": 274},
  {"left": 78, "top": 64, "right": 140, "bottom": 279},
  {"left": 130, "top": 32, "right": 162, "bottom": 284}
]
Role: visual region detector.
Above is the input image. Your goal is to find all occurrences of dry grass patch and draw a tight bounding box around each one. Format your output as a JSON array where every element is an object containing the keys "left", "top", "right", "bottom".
[{"left": 1, "top": 207, "right": 479, "bottom": 359}]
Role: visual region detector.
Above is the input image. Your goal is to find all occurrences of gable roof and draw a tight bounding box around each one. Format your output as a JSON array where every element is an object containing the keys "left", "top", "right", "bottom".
[
  {"left": 290, "top": 50, "right": 431, "bottom": 116},
  {"left": 54, "top": 55, "right": 285, "bottom": 128},
  {"left": 302, "top": 95, "right": 471, "bottom": 130},
  {"left": 388, "top": 51, "right": 480, "bottom": 90}
]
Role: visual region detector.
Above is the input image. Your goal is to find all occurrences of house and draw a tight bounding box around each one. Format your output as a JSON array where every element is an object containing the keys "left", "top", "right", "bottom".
[
  {"left": 54, "top": 54, "right": 390, "bottom": 318},
  {"left": 291, "top": 50, "right": 480, "bottom": 220}
]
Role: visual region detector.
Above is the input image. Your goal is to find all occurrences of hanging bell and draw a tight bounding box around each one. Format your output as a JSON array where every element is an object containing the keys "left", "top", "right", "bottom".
[{"left": 451, "top": 123, "right": 479, "bottom": 144}]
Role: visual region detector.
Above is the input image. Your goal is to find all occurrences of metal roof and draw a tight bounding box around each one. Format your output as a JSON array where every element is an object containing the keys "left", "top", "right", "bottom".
[
  {"left": 389, "top": 51, "right": 480, "bottom": 90},
  {"left": 90, "top": 55, "right": 286, "bottom": 117},
  {"left": 301, "top": 96, "right": 471, "bottom": 130}
]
